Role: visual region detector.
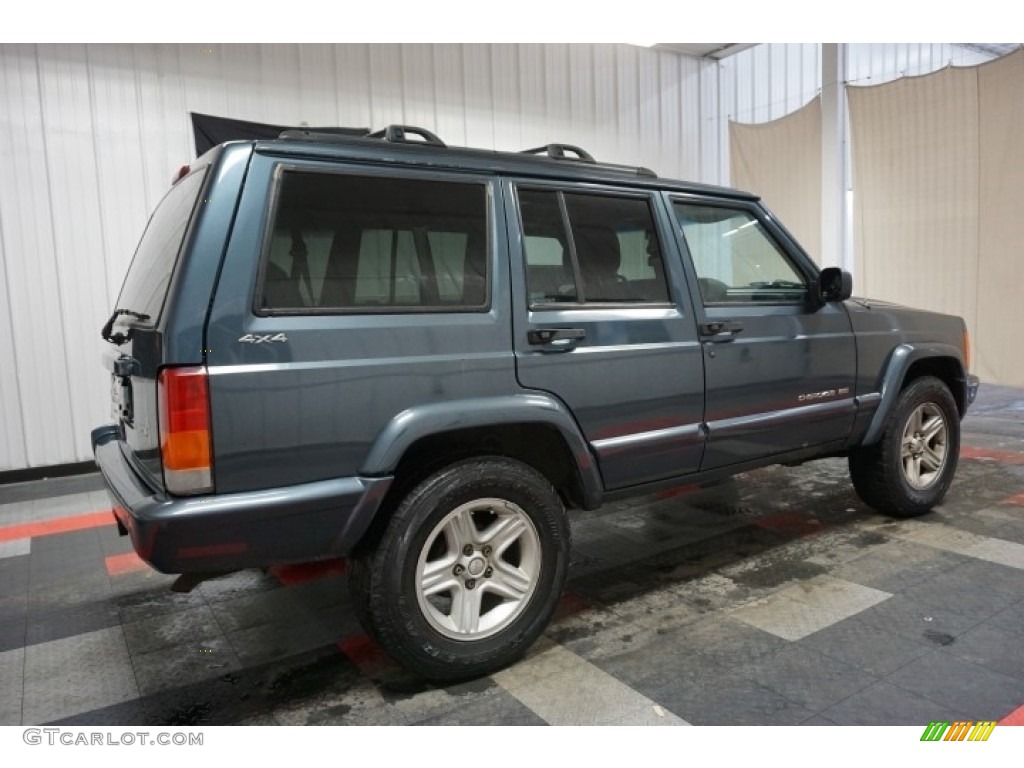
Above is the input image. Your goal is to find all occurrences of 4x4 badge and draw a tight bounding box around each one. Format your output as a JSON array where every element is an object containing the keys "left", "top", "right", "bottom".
[{"left": 238, "top": 333, "right": 288, "bottom": 344}]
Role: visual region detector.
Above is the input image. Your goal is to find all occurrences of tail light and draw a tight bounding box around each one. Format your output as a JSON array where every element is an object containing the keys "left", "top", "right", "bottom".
[
  {"left": 158, "top": 366, "right": 213, "bottom": 495},
  {"left": 963, "top": 328, "right": 972, "bottom": 372}
]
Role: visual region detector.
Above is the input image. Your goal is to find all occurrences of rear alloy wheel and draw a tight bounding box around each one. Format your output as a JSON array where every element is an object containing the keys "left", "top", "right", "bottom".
[
  {"left": 349, "top": 457, "right": 570, "bottom": 681},
  {"left": 849, "top": 375, "right": 960, "bottom": 517}
]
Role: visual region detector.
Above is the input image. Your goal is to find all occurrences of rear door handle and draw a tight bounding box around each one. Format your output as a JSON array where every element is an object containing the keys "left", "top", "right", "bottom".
[
  {"left": 700, "top": 320, "right": 744, "bottom": 338},
  {"left": 528, "top": 327, "right": 586, "bottom": 351}
]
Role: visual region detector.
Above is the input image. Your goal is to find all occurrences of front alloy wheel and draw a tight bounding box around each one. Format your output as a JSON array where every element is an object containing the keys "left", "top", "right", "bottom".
[
  {"left": 849, "top": 375, "right": 961, "bottom": 518},
  {"left": 899, "top": 402, "right": 948, "bottom": 490}
]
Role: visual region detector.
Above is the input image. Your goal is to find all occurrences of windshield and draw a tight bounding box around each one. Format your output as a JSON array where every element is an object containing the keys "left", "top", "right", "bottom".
[{"left": 116, "top": 169, "right": 207, "bottom": 324}]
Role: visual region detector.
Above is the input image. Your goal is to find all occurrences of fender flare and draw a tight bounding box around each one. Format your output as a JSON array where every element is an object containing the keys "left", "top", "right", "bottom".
[
  {"left": 359, "top": 393, "right": 604, "bottom": 509},
  {"left": 861, "top": 343, "right": 966, "bottom": 446}
]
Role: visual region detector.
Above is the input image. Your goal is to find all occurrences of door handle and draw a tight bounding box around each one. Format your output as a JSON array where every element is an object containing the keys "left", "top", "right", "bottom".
[
  {"left": 528, "top": 327, "right": 586, "bottom": 350},
  {"left": 700, "top": 320, "right": 744, "bottom": 338}
]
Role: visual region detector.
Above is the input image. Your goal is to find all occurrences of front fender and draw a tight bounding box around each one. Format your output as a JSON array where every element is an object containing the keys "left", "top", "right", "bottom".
[
  {"left": 359, "top": 393, "right": 604, "bottom": 508},
  {"left": 861, "top": 343, "right": 967, "bottom": 446}
]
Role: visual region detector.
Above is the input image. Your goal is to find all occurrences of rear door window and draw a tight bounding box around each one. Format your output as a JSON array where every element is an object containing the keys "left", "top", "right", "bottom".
[
  {"left": 259, "top": 171, "right": 488, "bottom": 313},
  {"left": 116, "top": 169, "right": 207, "bottom": 323},
  {"left": 517, "top": 188, "right": 670, "bottom": 306}
]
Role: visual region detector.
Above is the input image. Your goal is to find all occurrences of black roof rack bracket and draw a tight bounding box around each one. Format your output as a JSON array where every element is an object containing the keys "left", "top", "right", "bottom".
[
  {"left": 521, "top": 144, "right": 596, "bottom": 163},
  {"left": 366, "top": 125, "right": 447, "bottom": 147}
]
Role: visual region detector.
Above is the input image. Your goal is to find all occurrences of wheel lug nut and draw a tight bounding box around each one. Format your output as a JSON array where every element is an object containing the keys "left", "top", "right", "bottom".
[
  {"left": 484, "top": 567, "right": 493, "bottom": 578},
  {"left": 463, "top": 545, "right": 474, "bottom": 556},
  {"left": 466, "top": 579, "right": 476, "bottom": 589},
  {"left": 482, "top": 545, "right": 492, "bottom": 556},
  {"left": 453, "top": 564, "right": 464, "bottom": 575}
]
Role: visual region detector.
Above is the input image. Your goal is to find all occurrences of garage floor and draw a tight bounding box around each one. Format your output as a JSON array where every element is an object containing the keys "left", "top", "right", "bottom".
[{"left": 2, "top": 386, "right": 1023, "bottom": 727}]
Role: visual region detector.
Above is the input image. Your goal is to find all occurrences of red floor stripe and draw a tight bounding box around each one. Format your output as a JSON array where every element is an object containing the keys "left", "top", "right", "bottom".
[
  {"left": 1004, "top": 492, "right": 1024, "bottom": 506},
  {"left": 337, "top": 633, "right": 392, "bottom": 677},
  {"left": 269, "top": 558, "right": 347, "bottom": 586},
  {"left": 999, "top": 704, "right": 1024, "bottom": 726},
  {"left": 552, "top": 590, "right": 592, "bottom": 622},
  {"left": 753, "top": 510, "right": 824, "bottom": 538},
  {"left": 105, "top": 551, "right": 149, "bottom": 576},
  {"left": 0, "top": 510, "right": 114, "bottom": 544},
  {"left": 656, "top": 484, "right": 700, "bottom": 500},
  {"left": 961, "top": 446, "right": 1024, "bottom": 465}
]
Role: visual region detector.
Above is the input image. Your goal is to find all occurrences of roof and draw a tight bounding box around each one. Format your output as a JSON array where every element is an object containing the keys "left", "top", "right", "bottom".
[{"left": 249, "top": 126, "right": 758, "bottom": 202}]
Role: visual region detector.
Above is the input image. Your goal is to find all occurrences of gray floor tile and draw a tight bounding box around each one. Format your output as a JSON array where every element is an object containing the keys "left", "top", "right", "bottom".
[
  {"left": 226, "top": 618, "right": 338, "bottom": 666},
  {"left": 198, "top": 570, "right": 280, "bottom": 603},
  {"left": 988, "top": 600, "right": 1024, "bottom": 635},
  {"left": 898, "top": 567, "right": 1021, "bottom": 622},
  {"left": 799, "top": 615, "right": 932, "bottom": 676},
  {"left": 727, "top": 575, "right": 891, "bottom": 641},
  {"left": 131, "top": 638, "right": 242, "bottom": 696},
  {"left": 735, "top": 645, "right": 879, "bottom": 712},
  {"left": 413, "top": 686, "right": 548, "bottom": 726},
  {"left": 946, "top": 622, "right": 1024, "bottom": 681},
  {"left": 888, "top": 650, "right": 1023, "bottom": 719},
  {"left": 821, "top": 680, "right": 972, "bottom": 725},
  {"left": 640, "top": 669, "right": 814, "bottom": 726},
  {"left": 25, "top": 599, "right": 121, "bottom": 646},
  {"left": 831, "top": 539, "right": 972, "bottom": 593},
  {"left": 208, "top": 586, "right": 317, "bottom": 634},
  {"left": 122, "top": 604, "right": 224, "bottom": 656},
  {"left": 115, "top": 585, "right": 209, "bottom": 624},
  {"left": 22, "top": 627, "right": 139, "bottom": 725},
  {"left": 0, "top": 647, "right": 24, "bottom": 725},
  {"left": 0, "top": 614, "right": 27, "bottom": 653},
  {"left": 857, "top": 594, "right": 980, "bottom": 646}
]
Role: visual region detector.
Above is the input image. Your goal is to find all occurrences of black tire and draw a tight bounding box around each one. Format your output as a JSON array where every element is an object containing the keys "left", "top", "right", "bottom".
[
  {"left": 849, "top": 375, "right": 960, "bottom": 517},
  {"left": 348, "top": 456, "right": 570, "bottom": 681}
]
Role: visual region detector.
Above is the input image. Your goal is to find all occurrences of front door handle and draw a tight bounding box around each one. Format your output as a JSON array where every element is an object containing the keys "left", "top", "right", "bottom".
[
  {"left": 700, "top": 320, "right": 744, "bottom": 338},
  {"left": 528, "top": 327, "right": 586, "bottom": 351}
]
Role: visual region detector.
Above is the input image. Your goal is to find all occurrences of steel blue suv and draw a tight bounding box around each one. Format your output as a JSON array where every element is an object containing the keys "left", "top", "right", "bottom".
[{"left": 93, "top": 125, "right": 979, "bottom": 680}]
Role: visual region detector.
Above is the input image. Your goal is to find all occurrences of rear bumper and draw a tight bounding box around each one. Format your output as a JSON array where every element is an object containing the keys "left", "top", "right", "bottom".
[{"left": 91, "top": 425, "right": 391, "bottom": 574}]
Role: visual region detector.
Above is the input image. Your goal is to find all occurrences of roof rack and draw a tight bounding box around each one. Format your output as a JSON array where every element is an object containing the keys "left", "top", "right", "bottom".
[{"left": 276, "top": 124, "right": 658, "bottom": 178}]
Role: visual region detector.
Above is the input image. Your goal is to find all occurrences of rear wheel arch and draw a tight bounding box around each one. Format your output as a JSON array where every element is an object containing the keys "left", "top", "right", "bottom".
[{"left": 353, "top": 417, "right": 601, "bottom": 556}]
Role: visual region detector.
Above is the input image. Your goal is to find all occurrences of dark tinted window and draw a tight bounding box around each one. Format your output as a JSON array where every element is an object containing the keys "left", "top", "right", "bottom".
[
  {"left": 116, "top": 169, "right": 206, "bottom": 323},
  {"left": 261, "top": 172, "right": 487, "bottom": 312},
  {"left": 518, "top": 188, "right": 669, "bottom": 306}
]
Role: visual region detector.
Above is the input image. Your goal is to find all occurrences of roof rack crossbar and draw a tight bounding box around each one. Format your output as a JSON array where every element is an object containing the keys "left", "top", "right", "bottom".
[
  {"left": 366, "top": 124, "right": 446, "bottom": 147},
  {"left": 521, "top": 144, "right": 596, "bottom": 163}
]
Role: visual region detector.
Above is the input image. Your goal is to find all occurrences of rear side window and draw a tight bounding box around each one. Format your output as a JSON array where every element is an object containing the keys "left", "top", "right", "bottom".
[
  {"left": 116, "top": 169, "right": 207, "bottom": 323},
  {"left": 518, "top": 188, "right": 669, "bottom": 306},
  {"left": 260, "top": 171, "right": 488, "bottom": 313}
]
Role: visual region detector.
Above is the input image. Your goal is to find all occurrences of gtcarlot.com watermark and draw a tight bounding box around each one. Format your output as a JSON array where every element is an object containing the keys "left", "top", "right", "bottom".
[{"left": 23, "top": 728, "right": 203, "bottom": 747}]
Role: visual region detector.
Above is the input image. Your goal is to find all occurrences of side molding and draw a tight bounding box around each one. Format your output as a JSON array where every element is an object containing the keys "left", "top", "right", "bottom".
[{"left": 360, "top": 393, "right": 604, "bottom": 509}]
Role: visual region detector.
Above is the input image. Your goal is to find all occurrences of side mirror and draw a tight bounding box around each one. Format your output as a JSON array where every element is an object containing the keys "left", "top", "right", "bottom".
[{"left": 819, "top": 267, "right": 853, "bottom": 303}]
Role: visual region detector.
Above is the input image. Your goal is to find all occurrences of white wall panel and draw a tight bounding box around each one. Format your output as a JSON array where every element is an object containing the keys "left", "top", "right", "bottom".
[{"left": 0, "top": 42, "right": 708, "bottom": 471}]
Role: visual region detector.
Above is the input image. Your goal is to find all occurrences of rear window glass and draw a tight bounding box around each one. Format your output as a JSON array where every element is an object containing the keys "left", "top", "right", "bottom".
[
  {"left": 259, "top": 171, "right": 488, "bottom": 313},
  {"left": 116, "top": 169, "right": 207, "bottom": 324}
]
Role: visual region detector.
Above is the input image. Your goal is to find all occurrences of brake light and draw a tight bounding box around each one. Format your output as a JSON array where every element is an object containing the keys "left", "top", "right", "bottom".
[
  {"left": 963, "top": 328, "right": 972, "bottom": 372},
  {"left": 158, "top": 366, "right": 213, "bottom": 495}
]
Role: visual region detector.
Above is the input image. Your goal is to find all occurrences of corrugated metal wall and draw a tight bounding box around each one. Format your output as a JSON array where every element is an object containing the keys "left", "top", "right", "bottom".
[{"left": 0, "top": 43, "right": 710, "bottom": 472}]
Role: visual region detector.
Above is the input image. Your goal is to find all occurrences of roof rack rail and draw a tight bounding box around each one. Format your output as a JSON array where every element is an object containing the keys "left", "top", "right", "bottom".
[
  {"left": 366, "top": 124, "right": 447, "bottom": 147},
  {"left": 521, "top": 144, "right": 596, "bottom": 163},
  {"left": 520, "top": 143, "right": 657, "bottom": 178}
]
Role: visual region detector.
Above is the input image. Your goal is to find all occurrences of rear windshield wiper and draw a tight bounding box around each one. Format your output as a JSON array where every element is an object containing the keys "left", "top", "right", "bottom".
[{"left": 101, "top": 309, "right": 150, "bottom": 345}]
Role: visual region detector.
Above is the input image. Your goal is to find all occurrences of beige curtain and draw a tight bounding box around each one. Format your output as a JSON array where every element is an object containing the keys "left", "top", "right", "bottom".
[
  {"left": 730, "top": 97, "right": 822, "bottom": 262},
  {"left": 849, "top": 48, "right": 1024, "bottom": 387}
]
